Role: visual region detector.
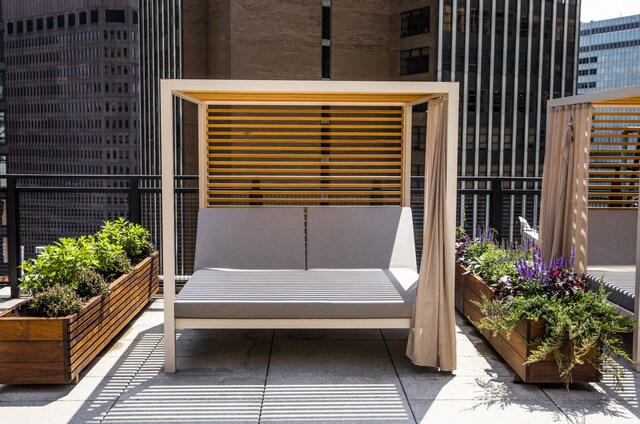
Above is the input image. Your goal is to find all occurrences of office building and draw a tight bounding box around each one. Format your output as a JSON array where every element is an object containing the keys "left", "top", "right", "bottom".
[
  {"left": 3, "top": 0, "right": 140, "bottom": 254},
  {"left": 577, "top": 14, "right": 640, "bottom": 93}
]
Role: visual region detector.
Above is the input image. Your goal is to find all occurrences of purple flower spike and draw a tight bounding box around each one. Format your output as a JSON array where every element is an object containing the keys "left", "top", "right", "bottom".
[{"left": 570, "top": 246, "right": 576, "bottom": 268}]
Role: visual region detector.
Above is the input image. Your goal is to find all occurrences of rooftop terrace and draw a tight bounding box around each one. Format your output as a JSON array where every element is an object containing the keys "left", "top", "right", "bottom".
[{"left": 1, "top": 297, "right": 638, "bottom": 423}]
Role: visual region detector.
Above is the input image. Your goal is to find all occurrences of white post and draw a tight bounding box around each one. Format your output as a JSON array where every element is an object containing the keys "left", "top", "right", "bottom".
[
  {"left": 634, "top": 184, "right": 640, "bottom": 372},
  {"left": 161, "top": 80, "right": 177, "bottom": 373}
]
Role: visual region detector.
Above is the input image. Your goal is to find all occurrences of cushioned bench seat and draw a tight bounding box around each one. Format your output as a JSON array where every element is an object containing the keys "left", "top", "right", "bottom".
[
  {"left": 170, "top": 206, "right": 419, "bottom": 371},
  {"left": 175, "top": 268, "right": 418, "bottom": 319},
  {"left": 587, "top": 265, "right": 636, "bottom": 312}
]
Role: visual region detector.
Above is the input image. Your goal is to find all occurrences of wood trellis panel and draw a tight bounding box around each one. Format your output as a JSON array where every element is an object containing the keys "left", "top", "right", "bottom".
[
  {"left": 206, "top": 105, "right": 405, "bottom": 206},
  {"left": 588, "top": 110, "right": 640, "bottom": 208}
]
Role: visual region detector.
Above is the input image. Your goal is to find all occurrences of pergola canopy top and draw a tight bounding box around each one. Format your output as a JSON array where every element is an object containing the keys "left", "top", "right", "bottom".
[
  {"left": 163, "top": 79, "right": 456, "bottom": 105},
  {"left": 548, "top": 85, "right": 640, "bottom": 109}
]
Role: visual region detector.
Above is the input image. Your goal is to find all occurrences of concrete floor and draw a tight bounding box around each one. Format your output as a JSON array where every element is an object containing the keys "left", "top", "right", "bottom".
[{"left": 1, "top": 298, "right": 640, "bottom": 423}]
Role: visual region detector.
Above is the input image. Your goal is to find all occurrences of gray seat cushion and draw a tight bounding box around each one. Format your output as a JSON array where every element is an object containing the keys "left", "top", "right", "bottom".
[
  {"left": 175, "top": 268, "right": 418, "bottom": 319},
  {"left": 306, "top": 207, "right": 417, "bottom": 270},
  {"left": 193, "top": 207, "right": 306, "bottom": 271},
  {"left": 587, "top": 265, "right": 636, "bottom": 312}
]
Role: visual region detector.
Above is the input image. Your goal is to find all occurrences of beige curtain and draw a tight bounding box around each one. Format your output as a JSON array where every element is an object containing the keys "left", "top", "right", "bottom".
[
  {"left": 539, "top": 103, "right": 593, "bottom": 274},
  {"left": 407, "top": 96, "right": 456, "bottom": 372}
]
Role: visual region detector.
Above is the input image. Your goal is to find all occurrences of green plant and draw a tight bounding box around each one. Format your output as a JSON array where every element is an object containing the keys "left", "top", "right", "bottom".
[
  {"left": 467, "top": 249, "right": 518, "bottom": 285},
  {"left": 85, "top": 235, "right": 132, "bottom": 280},
  {"left": 97, "top": 218, "right": 153, "bottom": 260},
  {"left": 20, "top": 237, "right": 98, "bottom": 295},
  {"left": 75, "top": 268, "right": 109, "bottom": 300},
  {"left": 458, "top": 227, "right": 636, "bottom": 388},
  {"left": 22, "top": 284, "right": 83, "bottom": 317},
  {"left": 476, "top": 285, "right": 635, "bottom": 388}
]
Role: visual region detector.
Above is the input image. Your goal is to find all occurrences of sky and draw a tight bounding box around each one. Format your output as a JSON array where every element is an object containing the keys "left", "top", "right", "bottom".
[{"left": 580, "top": 0, "right": 640, "bottom": 22}]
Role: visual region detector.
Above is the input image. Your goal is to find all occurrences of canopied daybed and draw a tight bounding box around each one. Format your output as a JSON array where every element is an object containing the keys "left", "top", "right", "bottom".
[
  {"left": 540, "top": 85, "right": 640, "bottom": 369},
  {"left": 160, "top": 80, "right": 459, "bottom": 373}
]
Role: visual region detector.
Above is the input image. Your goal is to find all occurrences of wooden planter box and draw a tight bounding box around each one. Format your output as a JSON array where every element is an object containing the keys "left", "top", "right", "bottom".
[
  {"left": 455, "top": 263, "right": 601, "bottom": 384},
  {"left": 0, "top": 252, "right": 159, "bottom": 384}
]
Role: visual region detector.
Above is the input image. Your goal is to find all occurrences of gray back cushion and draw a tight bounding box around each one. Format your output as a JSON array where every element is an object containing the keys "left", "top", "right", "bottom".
[
  {"left": 193, "top": 208, "right": 306, "bottom": 270},
  {"left": 306, "top": 207, "right": 417, "bottom": 270}
]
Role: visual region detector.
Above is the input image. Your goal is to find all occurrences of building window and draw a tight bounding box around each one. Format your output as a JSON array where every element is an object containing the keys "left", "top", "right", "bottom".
[
  {"left": 133, "top": 11, "right": 138, "bottom": 25},
  {"left": 105, "top": 9, "right": 126, "bottom": 23},
  {"left": 322, "top": 6, "right": 331, "bottom": 39},
  {"left": 17, "top": 21, "right": 23, "bottom": 33},
  {"left": 401, "top": 7, "right": 430, "bottom": 37},
  {"left": 90, "top": 9, "right": 99, "bottom": 23},
  {"left": 577, "top": 81, "right": 597, "bottom": 89},
  {"left": 57, "top": 15, "right": 64, "bottom": 28},
  {"left": 36, "top": 18, "right": 43, "bottom": 31},
  {"left": 68, "top": 13, "right": 76, "bottom": 26},
  {"left": 412, "top": 126, "right": 426, "bottom": 150},
  {"left": 46, "top": 16, "right": 54, "bottom": 29},
  {"left": 26, "top": 20, "right": 33, "bottom": 32},
  {"left": 400, "top": 47, "right": 429, "bottom": 75},
  {"left": 6, "top": 22, "right": 13, "bottom": 35},
  {"left": 80, "top": 11, "right": 87, "bottom": 25}
]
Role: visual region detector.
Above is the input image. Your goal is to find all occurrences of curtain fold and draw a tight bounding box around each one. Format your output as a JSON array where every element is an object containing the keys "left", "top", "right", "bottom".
[
  {"left": 406, "top": 96, "right": 456, "bottom": 371},
  {"left": 539, "top": 103, "right": 593, "bottom": 274}
]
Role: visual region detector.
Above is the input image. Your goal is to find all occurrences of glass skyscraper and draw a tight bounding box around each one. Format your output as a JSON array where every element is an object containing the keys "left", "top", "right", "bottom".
[{"left": 578, "top": 14, "right": 640, "bottom": 93}]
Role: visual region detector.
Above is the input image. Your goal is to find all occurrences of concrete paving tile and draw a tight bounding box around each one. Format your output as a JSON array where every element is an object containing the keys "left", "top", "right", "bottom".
[
  {"left": 409, "top": 399, "right": 570, "bottom": 424},
  {"left": 554, "top": 400, "right": 640, "bottom": 424},
  {"left": 268, "top": 354, "right": 397, "bottom": 378},
  {"left": 392, "top": 350, "right": 513, "bottom": 379},
  {"left": 107, "top": 390, "right": 262, "bottom": 423},
  {"left": 0, "top": 399, "right": 115, "bottom": 424},
  {"left": 175, "top": 353, "right": 269, "bottom": 376},
  {"left": 177, "top": 328, "right": 274, "bottom": 341},
  {"left": 119, "top": 322, "right": 164, "bottom": 340},
  {"left": 126, "top": 309, "right": 164, "bottom": 327},
  {"left": 541, "top": 382, "right": 611, "bottom": 402},
  {"left": 176, "top": 336, "right": 272, "bottom": 358},
  {"left": 261, "top": 377, "right": 415, "bottom": 424},
  {"left": 399, "top": 374, "right": 548, "bottom": 402},
  {"left": 272, "top": 339, "right": 389, "bottom": 358},
  {"left": 275, "top": 328, "right": 384, "bottom": 341},
  {"left": 0, "top": 376, "right": 118, "bottom": 402},
  {"left": 385, "top": 339, "right": 500, "bottom": 362},
  {"left": 455, "top": 337, "right": 502, "bottom": 358},
  {"left": 381, "top": 328, "right": 410, "bottom": 340}
]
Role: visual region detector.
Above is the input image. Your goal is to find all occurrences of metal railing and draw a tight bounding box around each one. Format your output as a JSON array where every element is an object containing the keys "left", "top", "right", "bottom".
[{"left": 0, "top": 174, "right": 542, "bottom": 298}]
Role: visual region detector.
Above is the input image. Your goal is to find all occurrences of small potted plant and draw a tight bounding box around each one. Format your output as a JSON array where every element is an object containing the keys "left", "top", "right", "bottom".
[{"left": 0, "top": 219, "right": 159, "bottom": 384}]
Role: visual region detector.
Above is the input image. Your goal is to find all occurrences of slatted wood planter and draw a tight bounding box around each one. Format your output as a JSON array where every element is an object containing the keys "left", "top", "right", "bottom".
[
  {"left": 455, "top": 263, "right": 601, "bottom": 384},
  {"left": 0, "top": 252, "right": 159, "bottom": 384}
]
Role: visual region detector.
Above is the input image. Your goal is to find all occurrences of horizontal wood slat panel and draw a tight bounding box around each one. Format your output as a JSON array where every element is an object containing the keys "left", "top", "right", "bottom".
[
  {"left": 207, "top": 105, "right": 405, "bottom": 206},
  {"left": 589, "top": 109, "right": 640, "bottom": 208}
]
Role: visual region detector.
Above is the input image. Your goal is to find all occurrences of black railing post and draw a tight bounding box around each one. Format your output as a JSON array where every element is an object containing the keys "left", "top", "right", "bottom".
[
  {"left": 7, "top": 176, "right": 20, "bottom": 298},
  {"left": 128, "top": 176, "right": 141, "bottom": 224},
  {"left": 490, "top": 179, "right": 503, "bottom": 240}
]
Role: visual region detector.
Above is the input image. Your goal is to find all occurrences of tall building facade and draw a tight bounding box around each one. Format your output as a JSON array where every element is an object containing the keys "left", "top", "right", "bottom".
[
  {"left": 3, "top": 0, "right": 140, "bottom": 254},
  {"left": 577, "top": 14, "right": 640, "bottom": 94},
  {"left": 142, "top": 0, "right": 579, "bottom": 177},
  {"left": 140, "top": 0, "right": 579, "bottom": 270}
]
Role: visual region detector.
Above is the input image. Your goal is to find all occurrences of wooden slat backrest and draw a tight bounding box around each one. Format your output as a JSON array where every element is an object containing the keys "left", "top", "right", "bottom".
[
  {"left": 205, "top": 105, "right": 405, "bottom": 207},
  {"left": 588, "top": 110, "right": 640, "bottom": 209}
]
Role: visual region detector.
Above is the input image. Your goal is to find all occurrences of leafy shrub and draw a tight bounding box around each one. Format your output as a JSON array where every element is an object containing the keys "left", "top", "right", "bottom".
[
  {"left": 84, "top": 235, "right": 132, "bottom": 280},
  {"left": 20, "top": 237, "right": 98, "bottom": 295},
  {"left": 75, "top": 268, "right": 109, "bottom": 300},
  {"left": 18, "top": 219, "right": 152, "bottom": 317},
  {"left": 97, "top": 218, "right": 153, "bottom": 260},
  {"left": 22, "top": 285, "right": 83, "bottom": 317}
]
